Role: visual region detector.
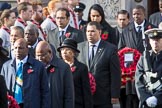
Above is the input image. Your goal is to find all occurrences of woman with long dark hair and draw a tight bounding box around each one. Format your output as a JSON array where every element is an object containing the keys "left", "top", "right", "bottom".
[{"left": 85, "top": 4, "right": 117, "bottom": 45}]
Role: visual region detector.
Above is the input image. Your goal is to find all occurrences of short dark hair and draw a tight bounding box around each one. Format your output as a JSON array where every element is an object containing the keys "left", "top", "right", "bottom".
[
  {"left": 55, "top": 7, "right": 70, "bottom": 18},
  {"left": 117, "top": 10, "right": 130, "bottom": 19},
  {"left": 133, "top": 5, "right": 145, "bottom": 14},
  {"left": 87, "top": 21, "right": 101, "bottom": 30},
  {"left": 32, "top": 1, "right": 42, "bottom": 11},
  {"left": 17, "top": 2, "right": 32, "bottom": 14}
]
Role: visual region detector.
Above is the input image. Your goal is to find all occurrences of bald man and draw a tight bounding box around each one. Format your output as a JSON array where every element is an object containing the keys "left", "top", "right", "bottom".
[
  {"left": 35, "top": 41, "right": 74, "bottom": 108},
  {"left": 1, "top": 38, "right": 50, "bottom": 108}
]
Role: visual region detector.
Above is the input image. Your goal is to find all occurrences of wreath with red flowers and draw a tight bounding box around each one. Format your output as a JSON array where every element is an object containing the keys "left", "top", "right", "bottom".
[
  {"left": 7, "top": 94, "right": 20, "bottom": 108},
  {"left": 101, "top": 31, "right": 109, "bottom": 40},
  {"left": 88, "top": 72, "right": 96, "bottom": 95},
  {"left": 118, "top": 47, "right": 141, "bottom": 87}
]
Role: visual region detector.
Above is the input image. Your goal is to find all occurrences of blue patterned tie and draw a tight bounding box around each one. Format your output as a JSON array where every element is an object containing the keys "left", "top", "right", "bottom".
[{"left": 14, "top": 62, "right": 23, "bottom": 104}]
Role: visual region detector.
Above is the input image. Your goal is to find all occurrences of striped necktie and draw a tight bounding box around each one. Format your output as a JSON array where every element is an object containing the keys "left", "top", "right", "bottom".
[{"left": 14, "top": 62, "right": 23, "bottom": 104}]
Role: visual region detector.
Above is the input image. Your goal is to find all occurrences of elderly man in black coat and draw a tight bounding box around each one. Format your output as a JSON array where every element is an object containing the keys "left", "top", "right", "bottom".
[{"left": 35, "top": 41, "right": 74, "bottom": 108}]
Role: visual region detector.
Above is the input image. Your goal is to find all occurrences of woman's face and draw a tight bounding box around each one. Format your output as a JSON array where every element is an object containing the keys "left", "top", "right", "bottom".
[
  {"left": 90, "top": 9, "right": 102, "bottom": 23},
  {"left": 60, "top": 47, "right": 75, "bottom": 61}
]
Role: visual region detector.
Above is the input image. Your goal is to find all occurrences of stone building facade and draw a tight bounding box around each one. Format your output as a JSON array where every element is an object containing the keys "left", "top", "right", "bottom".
[{"left": 0, "top": 0, "right": 158, "bottom": 26}]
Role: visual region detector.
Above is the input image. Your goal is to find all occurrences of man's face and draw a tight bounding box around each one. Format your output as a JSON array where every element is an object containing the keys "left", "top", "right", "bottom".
[
  {"left": 86, "top": 25, "right": 101, "bottom": 44},
  {"left": 149, "top": 38, "right": 162, "bottom": 53},
  {"left": 23, "top": 5, "right": 33, "bottom": 21},
  {"left": 10, "top": 29, "right": 23, "bottom": 47},
  {"left": 35, "top": 48, "right": 51, "bottom": 65},
  {"left": 33, "top": 5, "right": 43, "bottom": 23},
  {"left": 74, "top": 11, "right": 83, "bottom": 20},
  {"left": 132, "top": 8, "right": 145, "bottom": 25},
  {"left": 159, "top": 1, "right": 162, "bottom": 12},
  {"left": 55, "top": 10, "right": 69, "bottom": 29},
  {"left": 117, "top": 14, "right": 129, "bottom": 28},
  {"left": 7, "top": 12, "right": 16, "bottom": 26},
  {"left": 90, "top": 9, "right": 102, "bottom": 23},
  {"left": 24, "top": 28, "right": 37, "bottom": 46},
  {"left": 14, "top": 40, "right": 28, "bottom": 60}
]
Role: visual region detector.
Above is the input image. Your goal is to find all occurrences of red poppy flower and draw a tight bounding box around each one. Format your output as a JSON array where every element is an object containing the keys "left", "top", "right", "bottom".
[
  {"left": 50, "top": 67, "right": 55, "bottom": 73},
  {"left": 88, "top": 73, "right": 96, "bottom": 95},
  {"left": 118, "top": 47, "right": 141, "bottom": 87},
  {"left": 65, "top": 32, "right": 71, "bottom": 38},
  {"left": 101, "top": 31, "right": 109, "bottom": 40},
  {"left": 27, "top": 68, "right": 33, "bottom": 74},
  {"left": 147, "top": 25, "right": 152, "bottom": 30},
  {"left": 8, "top": 95, "right": 20, "bottom": 108},
  {"left": 70, "top": 66, "right": 76, "bottom": 72}
]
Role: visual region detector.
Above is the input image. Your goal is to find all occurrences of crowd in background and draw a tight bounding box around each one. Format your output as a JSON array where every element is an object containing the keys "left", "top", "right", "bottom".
[{"left": 1, "top": 0, "right": 162, "bottom": 108}]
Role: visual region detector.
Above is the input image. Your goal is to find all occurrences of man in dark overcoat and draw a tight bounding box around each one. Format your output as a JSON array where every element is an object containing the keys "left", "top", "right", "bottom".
[{"left": 77, "top": 21, "right": 121, "bottom": 108}]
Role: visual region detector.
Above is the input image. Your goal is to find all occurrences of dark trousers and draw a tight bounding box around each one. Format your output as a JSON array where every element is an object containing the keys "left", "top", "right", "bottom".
[
  {"left": 119, "top": 88, "right": 126, "bottom": 108},
  {"left": 19, "top": 103, "right": 23, "bottom": 108},
  {"left": 120, "top": 88, "right": 139, "bottom": 108}
]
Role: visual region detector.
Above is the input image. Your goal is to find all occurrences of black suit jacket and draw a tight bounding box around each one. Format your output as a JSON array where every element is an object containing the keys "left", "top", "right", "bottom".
[
  {"left": 47, "top": 25, "right": 84, "bottom": 57},
  {"left": 77, "top": 40, "right": 121, "bottom": 107},
  {"left": 46, "top": 54, "right": 74, "bottom": 108},
  {"left": 79, "top": 19, "right": 87, "bottom": 29},
  {"left": 118, "top": 20, "right": 156, "bottom": 53},
  {"left": 0, "top": 75, "right": 7, "bottom": 108},
  {"left": 72, "top": 58, "right": 93, "bottom": 108}
]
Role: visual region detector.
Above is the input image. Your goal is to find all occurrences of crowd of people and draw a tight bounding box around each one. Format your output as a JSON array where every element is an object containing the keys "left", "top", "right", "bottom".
[{"left": 1, "top": 0, "right": 162, "bottom": 108}]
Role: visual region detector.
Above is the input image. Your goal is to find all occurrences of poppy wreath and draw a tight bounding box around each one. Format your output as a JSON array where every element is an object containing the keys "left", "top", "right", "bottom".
[
  {"left": 118, "top": 47, "right": 141, "bottom": 87},
  {"left": 7, "top": 94, "right": 20, "bottom": 108},
  {"left": 88, "top": 73, "right": 96, "bottom": 95}
]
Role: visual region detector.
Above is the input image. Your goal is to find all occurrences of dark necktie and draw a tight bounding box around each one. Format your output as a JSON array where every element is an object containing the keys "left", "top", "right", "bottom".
[
  {"left": 89, "top": 45, "right": 95, "bottom": 66},
  {"left": 15, "top": 62, "right": 23, "bottom": 104},
  {"left": 59, "top": 31, "right": 64, "bottom": 46},
  {"left": 91, "top": 45, "right": 95, "bottom": 61},
  {"left": 137, "top": 26, "right": 142, "bottom": 33}
]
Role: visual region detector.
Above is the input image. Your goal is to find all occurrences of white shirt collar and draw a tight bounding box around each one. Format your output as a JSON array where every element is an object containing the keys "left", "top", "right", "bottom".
[
  {"left": 16, "top": 55, "right": 28, "bottom": 64},
  {"left": 59, "top": 24, "right": 69, "bottom": 33},
  {"left": 134, "top": 20, "right": 145, "bottom": 28},
  {"left": 89, "top": 39, "right": 101, "bottom": 47},
  {"left": 28, "top": 39, "right": 38, "bottom": 49}
]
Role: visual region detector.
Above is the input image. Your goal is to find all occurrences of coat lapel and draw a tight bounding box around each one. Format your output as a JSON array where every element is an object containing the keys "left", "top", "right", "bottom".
[
  {"left": 84, "top": 42, "right": 90, "bottom": 70},
  {"left": 89, "top": 40, "right": 105, "bottom": 71},
  {"left": 129, "top": 23, "right": 138, "bottom": 47}
]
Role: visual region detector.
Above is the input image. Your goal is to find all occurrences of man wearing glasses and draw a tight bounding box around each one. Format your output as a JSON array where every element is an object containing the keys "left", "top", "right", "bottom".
[{"left": 47, "top": 7, "right": 84, "bottom": 57}]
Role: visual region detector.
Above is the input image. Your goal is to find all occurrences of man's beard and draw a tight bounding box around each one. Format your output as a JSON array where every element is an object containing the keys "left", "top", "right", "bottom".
[{"left": 34, "top": 13, "right": 43, "bottom": 24}]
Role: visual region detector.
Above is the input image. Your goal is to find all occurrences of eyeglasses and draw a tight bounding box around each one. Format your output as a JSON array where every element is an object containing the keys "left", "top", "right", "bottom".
[{"left": 55, "top": 17, "right": 67, "bottom": 20}]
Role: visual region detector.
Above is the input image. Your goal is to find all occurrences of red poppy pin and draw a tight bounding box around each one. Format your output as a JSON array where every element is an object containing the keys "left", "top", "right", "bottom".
[
  {"left": 70, "top": 66, "right": 76, "bottom": 72},
  {"left": 27, "top": 68, "right": 33, "bottom": 74},
  {"left": 147, "top": 25, "right": 152, "bottom": 30},
  {"left": 101, "top": 31, "right": 109, "bottom": 40},
  {"left": 65, "top": 32, "right": 71, "bottom": 38},
  {"left": 50, "top": 67, "right": 55, "bottom": 73}
]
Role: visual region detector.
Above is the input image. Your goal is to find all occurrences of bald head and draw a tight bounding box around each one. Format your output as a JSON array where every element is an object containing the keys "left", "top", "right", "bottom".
[
  {"left": 14, "top": 38, "right": 28, "bottom": 60},
  {"left": 35, "top": 41, "right": 52, "bottom": 65}
]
